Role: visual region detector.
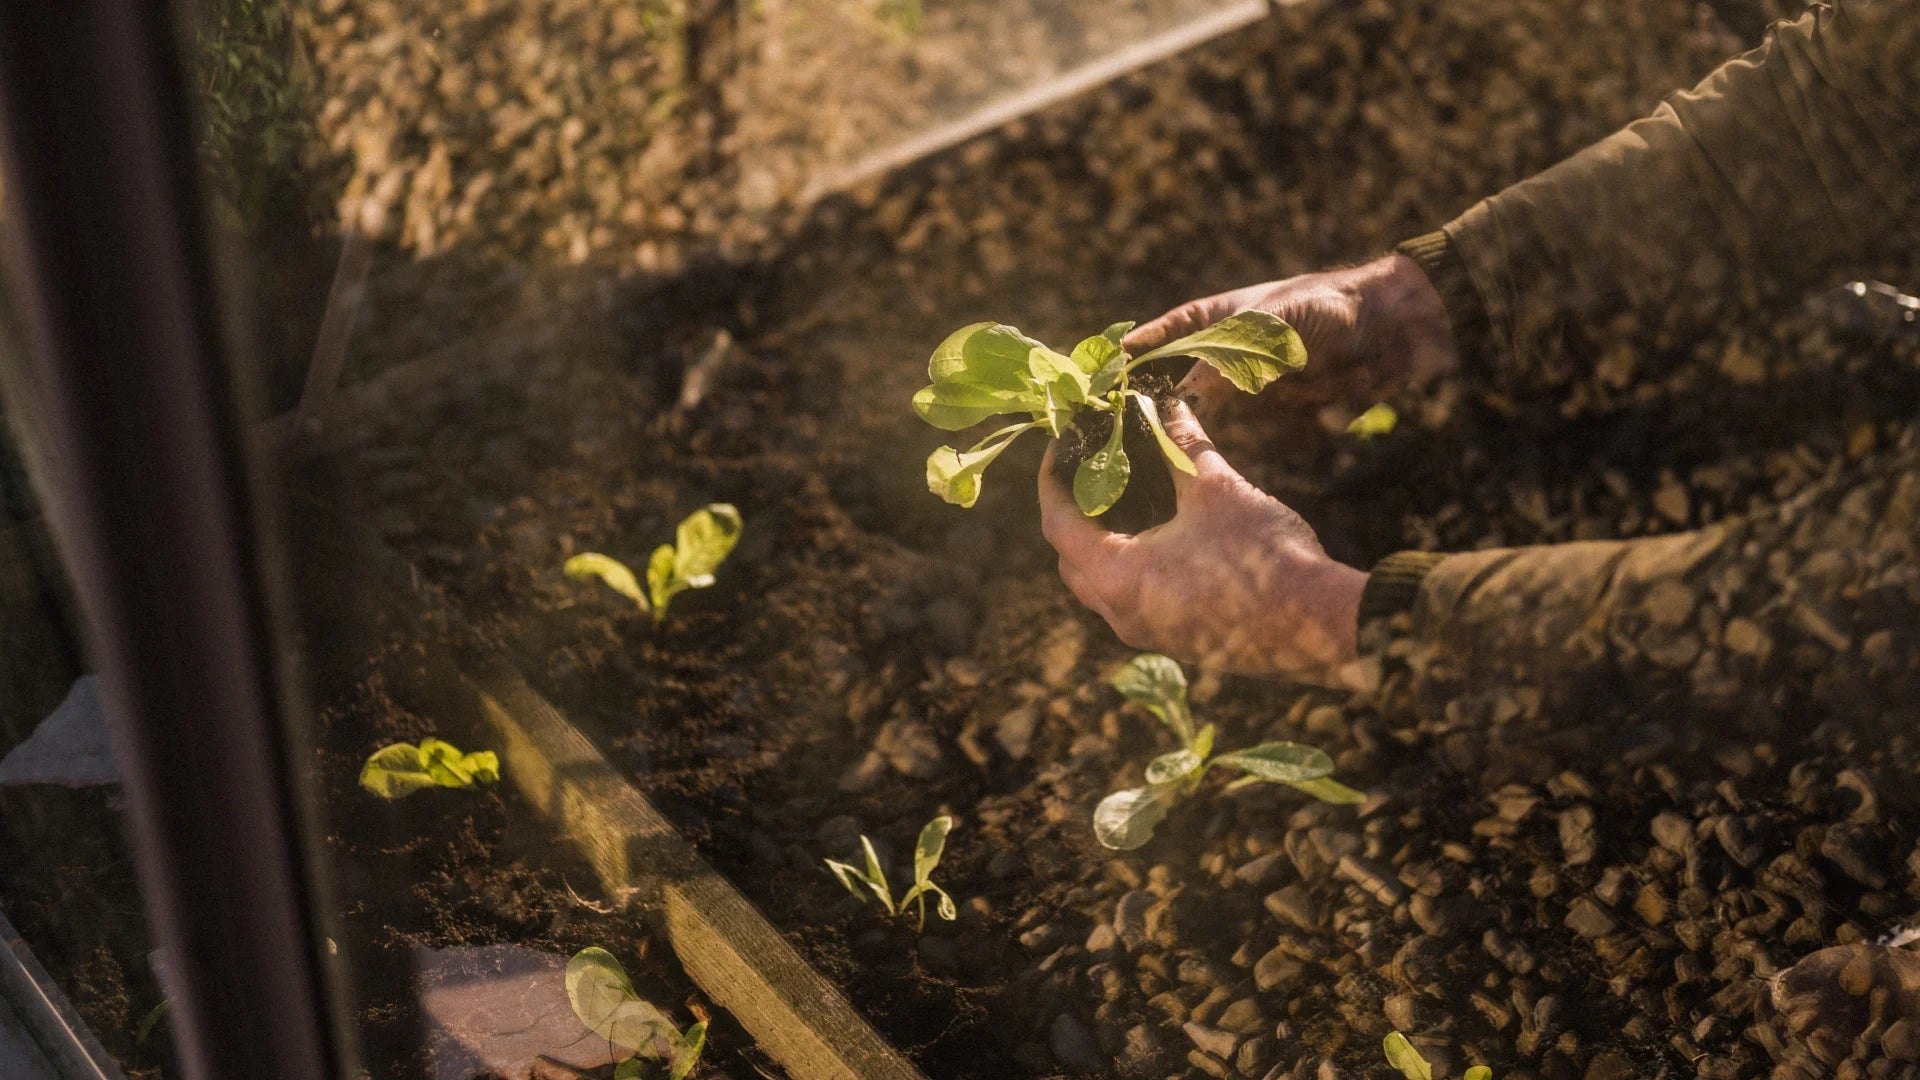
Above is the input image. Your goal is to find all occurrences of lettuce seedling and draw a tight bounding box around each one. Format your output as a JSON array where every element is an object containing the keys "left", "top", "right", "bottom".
[
  {"left": 913, "top": 312, "right": 1305, "bottom": 514},
  {"left": 565, "top": 503, "right": 743, "bottom": 625},
  {"left": 824, "top": 815, "right": 958, "bottom": 931},
  {"left": 1384, "top": 1031, "right": 1493, "bottom": 1080},
  {"left": 359, "top": 738, "right": 500, "bottom": 799},
  {"left": 1347, "top": 402, "right": 1399, "bottom": 440},
  {"left": 1093, "top": 654, "right": 1363, "bottom": 850},
  {"left": 566, "top": 947, "right": 707, "bottom": 1080}
]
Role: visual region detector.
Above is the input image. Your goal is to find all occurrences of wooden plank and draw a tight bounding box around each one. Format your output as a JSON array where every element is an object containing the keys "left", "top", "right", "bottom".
[
  {"left": 0, "top": 906, "right": 125, "bottom": 1080},
  {"left": 467, "top": 656, "right": 929, "bottom": 1080}
]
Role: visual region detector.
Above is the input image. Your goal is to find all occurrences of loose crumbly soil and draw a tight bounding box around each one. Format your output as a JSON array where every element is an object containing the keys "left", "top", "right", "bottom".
[
  {"left": 259, "top": 0, "right": 1920, "bottom": 1077},
  {"left": 1051, "top": 372, "right": 1183, "bottom": 535}
]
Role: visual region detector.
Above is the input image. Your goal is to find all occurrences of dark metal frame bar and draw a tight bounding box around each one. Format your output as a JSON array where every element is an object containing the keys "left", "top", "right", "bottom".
[{"left": 0, "top": 3, "right": 349, "bottom": 1078}]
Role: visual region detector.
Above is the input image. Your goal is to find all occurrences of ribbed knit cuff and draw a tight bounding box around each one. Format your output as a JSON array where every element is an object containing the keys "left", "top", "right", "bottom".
[
  {"left": 1359, "top": 550, "right": 1448, "bottom": 626},
  {"left": 1394, "top": 231, "right": 1497, "bottom": 379}
]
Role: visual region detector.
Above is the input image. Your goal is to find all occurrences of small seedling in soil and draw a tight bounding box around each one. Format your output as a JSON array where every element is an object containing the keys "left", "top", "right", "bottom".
[
  {"left": 824, "top": 815, "right": 958, "bottom": 931},
  {"left": 1094, "top": 654, "right": 1363, "bottom": 850},
  {"left": 1346, "top": 401, "right": 1398, "bottom": 440},
  {"left": 358, "top": 738, "right": 500, "bottom": 799},
  {"left": 1384, "top": 1031, "right": 1493, "bottom": 1080},
  {"left": 912, "top": 313, "right": 1305, "bottom": 529},
  {"left": 565, "top": 947, "right": 707, "bottom": 1080},
  {"left": 565, "top": 503, "right": 743, "bottom": 625}
]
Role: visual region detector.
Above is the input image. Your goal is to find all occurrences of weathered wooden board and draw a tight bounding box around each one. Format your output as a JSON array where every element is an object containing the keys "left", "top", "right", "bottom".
[{"left": 468, "top": 656, "right": 929, "bottom": 1080}]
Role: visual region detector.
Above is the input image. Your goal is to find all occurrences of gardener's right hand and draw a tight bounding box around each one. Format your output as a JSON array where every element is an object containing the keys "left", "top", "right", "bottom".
[{"left": 1123, "top": 253, "right": 1459, "bottom": 418}]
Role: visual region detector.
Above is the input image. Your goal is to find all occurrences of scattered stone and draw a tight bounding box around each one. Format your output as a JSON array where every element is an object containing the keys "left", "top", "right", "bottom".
[
  {"left": 994, "top": 705, "right": 1040, "bottom": 759},
  {"left": 1651, "top": 812, "right": 1695, "bottom": 853},
  {"left": 1254, "top": 947, "right": 1304, "bottom": 993},
  {"left": 1560, "top": 805, "right": 1597, "bottom": 866},
  {"left": 1565, "top": 897, "right": 1618, "bottom": 939},
  {"left": 1114, "top": 890, "right": 1153, "bottom": 949},
  {"left": 1049, "top": 1014, "right": 1103, "bottom": 1074},
  {"left": 1182, "top": 1022, "right": 1240, "bottom": 1061},
  {"left": 1265, "top": 885, "right": 1320, "bottom": 931},
  {"left": 1336, "top": 855, "right": 1406, "bottom": 906}
]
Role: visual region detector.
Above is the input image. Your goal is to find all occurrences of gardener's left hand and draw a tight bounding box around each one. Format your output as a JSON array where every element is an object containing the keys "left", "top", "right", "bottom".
[{"left": 1038, "top": 401, "right": 1369, "bottom": 688}]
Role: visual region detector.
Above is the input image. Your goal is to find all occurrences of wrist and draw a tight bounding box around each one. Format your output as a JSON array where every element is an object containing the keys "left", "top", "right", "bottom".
[{"left": 1374, "top": 253, "right": 1459, "bottom": 384}]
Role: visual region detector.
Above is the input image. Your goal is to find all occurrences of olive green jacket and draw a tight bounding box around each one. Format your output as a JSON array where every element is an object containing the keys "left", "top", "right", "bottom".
[{"left": 1366, "top": 0, "right": 1920, "bottom": 705}]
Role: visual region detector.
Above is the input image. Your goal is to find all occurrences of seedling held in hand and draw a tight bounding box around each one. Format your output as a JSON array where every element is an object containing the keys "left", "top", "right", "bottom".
[
  {"left": 566, "top": 947, "right": 707, "bottom": 1080},
  {"left": 565, "top": 503, "right": 743, "bottom": 625},
  {"left": 824, "top": 815, "right": 958, "bottom": 931},
  {"left": 912, "top": 312, "right": 1305, "bottom": 514},
  {"left": 359, "top": 738, "right": 500, "bottom": 799},
  {"left": 1093, "top": 654, "right": 1363, "bottom": 850},
  {"left": 1384, "top": 1031, "right": 1493, "bottom": 1080}
]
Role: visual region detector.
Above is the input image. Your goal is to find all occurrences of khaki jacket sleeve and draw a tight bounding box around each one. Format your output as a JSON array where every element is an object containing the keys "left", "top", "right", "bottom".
[
  {"left": 1434, "top": 0, "right": 1920, "bottom": 396},
  {"left": 1369, "top": 436, "right": 1920, "bottom": 718}
]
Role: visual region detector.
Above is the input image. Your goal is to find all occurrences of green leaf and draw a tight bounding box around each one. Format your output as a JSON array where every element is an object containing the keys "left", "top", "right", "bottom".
[
  {"left": 566, "top": 948, "right": 676, "bottom": 1054},
  {"left": 1383, "top": 1032, "right": 1434, "bottom": 1080},
  {"left": 359, "top": 740, "right": 500, "bottom": 799},
  {"left": 1029, "top": 345, "right": 1092, "bottom": 404},
  {"left": 860, "top": 835, "right": 895, "bottom": 913},
  {"left": 646, "top": 544, "right": 677, "bottom": 624},
  {"left": 136, "top": 999, "right": 170, "bottom": 1045},
  {"left": 913, "top": 815, "right": 953, "bottom": 888},
  {"left": 671, "top": 1021, "right": 708, "bottom": 1080},
  {"left": 1101, "top": 321, "right": 1136, "bottom": 345},
  {"left": 912, "top": 378, "right": 1030, "bottom": 430},
  {"left": 924, "top": 423, "right": 1035, "bottom": 508},
  {"left": 1144, "top": 748, "right": 1204, "bottom": 785},
  {"left": 1287, "top": 776, "right": 1366, "bottom": 804},
  {"left": 1073, "top": 401, "right": 1132, "bottom": 516},
  {"left": 1110, "top": 653, "right": 1194, "bottom": 745},
  {"left": 1347, "top": 402, "right": 1398, "bottom": 440},
  {"left": 1093, "top": 784, "right": 1177, "bottom": 850},
  {"left": 1070, "top": 331, "right": 1123, "bottom": 379},
  {"left": 1464, "top": 1068, "right": 1493, "bottom": 1080},
  {"left": 1192, "top": 724, "right": 1215, "bottom": 761},
  {"left": 673, "top": 504, "right": 742, "bottom": 588},
  {"left": 958, "top": 324, "right": 1048, "bottom": 391},
  {"left": 615, "top": 1061, "right": 644, "bottom": 1080},
  {"left": 564, "top": 552, "right": 650, "bottom": 613},
  {"left": 1129, "top": 391, "right": 1196, "bottom": 477},
  {"left": 926, "top": 321, "right": 997, "bottom": 381},
  {"left": 1133, "top": 310, "right": 1306, "bottom": 395},
  {"left": 1212, "top": 741, "right": 1335, "bottom": 783}
]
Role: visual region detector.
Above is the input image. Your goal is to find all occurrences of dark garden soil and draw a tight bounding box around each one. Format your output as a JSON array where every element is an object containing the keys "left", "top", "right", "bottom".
[
  {"left": 256, "top": 0, "right": 1920, "bottom": 1078},
  {"left": 1052, "top": 372, "right": 1184, "bottom": 535}
]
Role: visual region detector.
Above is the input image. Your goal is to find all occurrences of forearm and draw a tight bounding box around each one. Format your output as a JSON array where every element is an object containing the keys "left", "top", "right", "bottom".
[
  {"left": 1419, "top": 1, "right": 1920, "bottom": 395},
  {"left": 1358, "top": 447, "right": 1920, "bottom": 718}
]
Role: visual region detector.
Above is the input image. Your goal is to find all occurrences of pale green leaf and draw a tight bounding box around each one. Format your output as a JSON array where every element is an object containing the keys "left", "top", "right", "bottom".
[
  {"left": 1192, "top": 724, "right": 1215, "bottom": 761},
  {"left": 1073, "top": 403, "right": 1132, "bottom": 516},
  {"left": 615, "top": 1060, "right": 644, "bottom": 1080},
  {"left": 1347, "top": 402, "right": 1398, "bottom": 440},
  {"left": 564, "top": 553, "right": 649, "bottom": 613},
  {"left": 1383, "top": 1032, "right": 1433, "bottom": 1080},
  {"left": 1464, "top": 1068, "right": 1493, "bottom": 1080},
  {"left": 926, "top": 321, "right": 996, "bottom": 381},
  {"left": 646, "top": 544, "right": 678, "bottom": 624},
  {"left": 1110, "top": 653, "right": 1194, "bottom": 744},
  {"left": 825, "top": 859, "right": 877, "bottom": 902},
  {"left": 1145, "top": 748, "right": 1204, "bottom": 785},
  {"left": 913, "top": 815, "right": 953, "bottom": 888},
  {"left": 1070, "top": 331, "right": 1123, "bottom": 378},
  {"left": 912, "top": 378, "right": 1030, "bottom": 430},
  {"left": 1286, "top": 776, "right": 1366, "bottom": 804},
  {"left": 924, "top": 423, "right": 1034, "bottom": 508},
  {"left": 1130, "top": 391, "right": 1196, "bottom": 476},
  {"left": 671, "top": 1021, "right": 707, "bottom": 1080},
  {"left": 1134, "top": 310, "right": 1306, "bottom": 394},
  {"left": 359, "top": 740, "right": 500, "bottom": 799},
  {"left": 673, "top": 504, "right": 742, "bottom": 587},
  {"left": 1100, "top": 320, "right": 1135, "bottom": 345},
  {"left": 1212, "top": 741, "right": 1335, "bottom": 783},
  {"left": 1094, "top": 784, "right": 1177, "bottom": 850},
  {"left": 1028, "top": 345, "right": 1092, "bottom": 405},
  {"left": 566, "top": 948, "right": 676, "bottom": 1054},
  {"left": 860, "top": 835, "right": 894, "bottom": 912},
  {"left": 957, "top": 324, "right": 1047, "bottom": 390}
]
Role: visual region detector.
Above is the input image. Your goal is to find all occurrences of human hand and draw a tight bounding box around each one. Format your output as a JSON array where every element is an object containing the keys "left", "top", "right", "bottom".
[
  {"left": 1039, "top": 400, "right": 1370, "bottom": 688},
  {"left": 1124, "top": 254, "right": 1457, "bottom": 418}
]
